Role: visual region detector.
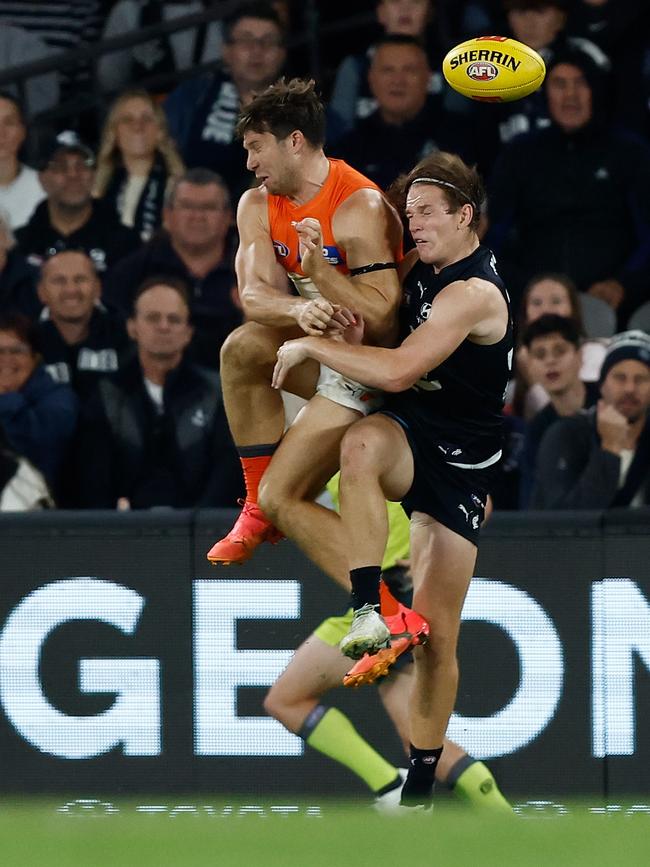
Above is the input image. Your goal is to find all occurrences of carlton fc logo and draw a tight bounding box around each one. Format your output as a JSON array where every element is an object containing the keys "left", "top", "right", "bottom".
[
  {"left": 467, "top": 61, "right": 498, "bottom": 81},
  {"left": 273, "top": 240, "right": 290, "bottom": 257}
]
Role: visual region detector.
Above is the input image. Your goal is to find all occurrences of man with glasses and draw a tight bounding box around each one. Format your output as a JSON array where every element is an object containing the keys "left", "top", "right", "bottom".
[
  {"left": 73, "top": 276, "right": 242, "bottom": 509},
  {"left": 15, "top": 130, "right": 140, "bottom": 275},
  {"left": 165, "top": 1, "right": 287, "bottom": 202},
  {"left": 104, "top": 168, "right": 242, "bottom": 369}
]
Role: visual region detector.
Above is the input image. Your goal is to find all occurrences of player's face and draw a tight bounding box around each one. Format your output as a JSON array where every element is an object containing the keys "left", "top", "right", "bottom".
[
  {"left": 507, "top": 7, "right": 566, "bottom": 51},
  {"left": 129, "top": 285, "right": 192, "bottom": 361},
  {"left": 377, "top": 0, "right": 431, "bottom": 36},
  {"left": 369, "top": 44, "right": 430, "bottom": 121},
  {"left": 38, "top": 252, "right": 100, "bottom": 324},
  {"left": 601, "top": 359, "right": 650, "bottom": 423},
  {"left": 243, "top": 130, "right": 296, "bottom": 195},
  {"left": 405, "top": 184, "right": 466, "bottom": 267},
  {"left": 525, "top": 279, "right": 572, "bottom": 322},
  {"left": 546, "top": 63, "right": 592, "bottom": 133},
  {"left": 527, "top": 333, "right": 581, "bottom": 396}
]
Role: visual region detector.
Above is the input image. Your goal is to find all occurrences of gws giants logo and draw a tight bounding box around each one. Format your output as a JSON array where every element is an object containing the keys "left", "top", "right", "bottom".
[
  {"left": 467, "top": 61, "right": 498, "bottom": 82},
  {"left": 272, "top": 240, "right": 289, "bottom": 257}
]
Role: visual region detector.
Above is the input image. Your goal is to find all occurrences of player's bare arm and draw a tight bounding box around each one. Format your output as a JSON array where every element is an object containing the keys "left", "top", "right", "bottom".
[
  {"left": 273, "top": 277, "right": 507, "bottom": 391},
  {"left": 237, "top": 188, "right": 351, "bottom": 334},
  {"left": 295, "top": 188, "right": 402, "bottom": 345}
]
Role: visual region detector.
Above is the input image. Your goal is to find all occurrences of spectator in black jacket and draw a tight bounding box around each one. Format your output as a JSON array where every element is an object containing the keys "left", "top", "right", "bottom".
[
  {"left": 0, "top": 208, "right": 40, "bottom": 318},
  {"left": 74, "top": 276, "right": 242, "bottom": 509},
  {"left": 486, "top": 47, "right": 650, "bottom": 322},
  {"left": 16, "top": 131, "right": 141, "bottom": 275},
  {"left": 104, "top": 168, "right": 242, "bottom": 368},
  {"left": 531, "top": 330, "right": 650, "bottom": 509},
  {"left": 35, "top": 250, "right": 130, "bottom": 401}
]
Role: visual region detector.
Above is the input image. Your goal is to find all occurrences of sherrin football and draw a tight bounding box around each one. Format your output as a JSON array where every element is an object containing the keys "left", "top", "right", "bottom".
[{"left": 442, "top": 36, "right": 546, "bottom": 102}]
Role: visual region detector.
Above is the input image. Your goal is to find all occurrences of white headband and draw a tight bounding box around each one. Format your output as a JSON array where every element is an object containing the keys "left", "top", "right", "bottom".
[{"left": 409, "top": 177, "right": 477, "bottom": 211}]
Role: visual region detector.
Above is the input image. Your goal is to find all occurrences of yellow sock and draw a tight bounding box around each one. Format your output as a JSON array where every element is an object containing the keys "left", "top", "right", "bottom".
[
  {"left": 452, "top": 760, "right": 512, "bottom": 813},
  {"left": 304, "top": 706, "right": 399, "bottom": 793}
]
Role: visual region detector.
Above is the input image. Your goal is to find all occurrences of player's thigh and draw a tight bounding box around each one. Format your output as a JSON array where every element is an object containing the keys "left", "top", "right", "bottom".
[
  {"left": 269, "top": 634, "right": 350, "bottom": 705},
  {"left": 262, "top": 394, "right": 362, "bottom": 500},
  {"left": 340, "top": 413, "right": 414, "bottom": 503},
  {"left": 409, "top": 514, "right": 477, "bottom": 637}
]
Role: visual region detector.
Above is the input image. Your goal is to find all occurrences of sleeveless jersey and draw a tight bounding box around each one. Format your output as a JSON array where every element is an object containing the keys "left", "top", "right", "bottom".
[
  {"left": 267, "top": 158, "right": 398, "bottom": 300},
  {"left": 386, "top": 245, "right": 513, "bottom": 464}
]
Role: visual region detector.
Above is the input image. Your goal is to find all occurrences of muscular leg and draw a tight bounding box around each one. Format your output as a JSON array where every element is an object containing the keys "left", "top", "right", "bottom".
[
  {"left": 220, "top": 321, "right": 319, "bottom": 446},
  {"left": 408, "top": 515, "right": 477, "bottom": 748},
  {"left": 258, "top": 395, "right": 362, "bottom": 589}
]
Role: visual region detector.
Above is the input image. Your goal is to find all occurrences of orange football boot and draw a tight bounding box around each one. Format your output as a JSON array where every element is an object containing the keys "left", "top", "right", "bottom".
[
  {"left": 343, "top": 603, "right": 429, "bottom": 687},
  {"left": 206, "top": 501, "right": 284, "bottom": 565}
]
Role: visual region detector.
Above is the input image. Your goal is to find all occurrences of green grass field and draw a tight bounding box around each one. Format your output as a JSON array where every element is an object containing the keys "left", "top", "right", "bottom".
[{"left": 0, "top": 799, "right": 649, "bottom": 867}]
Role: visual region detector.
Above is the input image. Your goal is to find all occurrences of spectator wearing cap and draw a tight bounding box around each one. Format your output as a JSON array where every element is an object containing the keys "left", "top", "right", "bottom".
[
  {"left": 103, "top": 168, "right": 241, "bottom": 369},
  {"left": 35, "top": 250, "right": 130, "bottom": 402},
  {"left": 15, "top": 131, "right": 141, "bottom": 276},
  {"left": 531, "top": 330, "right": 650, "bottom": 509},
  {"left": 0, "top": 92, "right": 46, "bottom": 229},
  {"left": 486, "top": 46, "right": 650, "bottom": 323}
]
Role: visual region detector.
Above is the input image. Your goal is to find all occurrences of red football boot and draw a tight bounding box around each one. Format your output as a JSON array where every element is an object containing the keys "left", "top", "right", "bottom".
[
  {"left": 343, "top": 603, "right": 429, "bottom": 687},
  {"left": 206, "top": 501, "right": 284, "bottom": 565}
]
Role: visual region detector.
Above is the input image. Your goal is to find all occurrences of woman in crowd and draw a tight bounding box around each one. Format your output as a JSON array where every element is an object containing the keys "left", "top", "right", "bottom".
[{"left": 93, "top": 88, "right": 184, "bottom": 241}]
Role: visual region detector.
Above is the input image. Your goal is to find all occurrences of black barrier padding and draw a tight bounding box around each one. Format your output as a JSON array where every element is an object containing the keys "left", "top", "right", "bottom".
[{"left": 0, "top": 508, "right": 648, "bottom": 799}]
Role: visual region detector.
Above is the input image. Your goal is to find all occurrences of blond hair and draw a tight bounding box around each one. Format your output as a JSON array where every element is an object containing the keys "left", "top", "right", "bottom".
[{"left": 93, "top": 89, "right": 185, "bottom": 197}]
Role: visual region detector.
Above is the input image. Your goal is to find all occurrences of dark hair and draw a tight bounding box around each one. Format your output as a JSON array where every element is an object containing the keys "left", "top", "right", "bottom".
[
  {"left": 0, "top": 90, "right": 25, "bottom": 124},
  {"left": 522, "top": 313, "right": 582, "bottom": 349},
  {"left": 520, "top": 271, "right": 583, "bottom": 332},
  {"left": 223, "top": 1, "right": 284, "bottom": 43},
  {"left": 132, "top": 275, "right": 191, "bottom": 315},
  {"left": 0, "top": 311, "right": 38, "bottom": 352},
  {"left": 236, "top": 77, "right": 326, "bottom": 147},
  {"left": 373, "top": 33, "right": 428, "bottom": 53},
  {"left": 165, "top": 168, "right": 230, "bottom": 207},
  {"left": 503, "top": 0, "right": 568, "bottom": 11},
  {"left": 389, "top": 151, "right": 485, "bottom": 231}
]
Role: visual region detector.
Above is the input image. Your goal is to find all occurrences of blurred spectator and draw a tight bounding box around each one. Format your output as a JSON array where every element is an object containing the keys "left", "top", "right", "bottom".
[
  {"left": 104, "top": 168, "right": 241, "bottom": 369},
  {"left": 93, "top": 89, "right": 185, "bottom": 241},
  {"left": 16, "top": 130, "right": 141, "bottom": 273},
  {"left": 35, "top": 250, "right": 130, "bottom": 401},
  {"left": 486, "top": 48, "right": 650, "bottom": 326},
  {"left": 74, "top": 277, "right": 242, "bottom": 509},
  {"left": 565, "top": 0, "right": 645, "bottom": 55},
  {"left": 332, "top": 35, "right": 473, "bottom": 190},
  {"left": 0, "top": 22, "right": 59, "bottom": 119},
  {"left": 98, "top": 1, "right": 224, "bottom": 94},
  {"left": 165, "top": 1, "right": 286, "bottom": 202},
  {"left": 532, "top": 330, "right": 650, "bottom": 509},
  {"left": 0, "top": 208, "right": 40, "bottom": 318},
  {"left": 0, "top": 92, "right": 46, "bottom": 229},
  {"left": 328, "top": 0, "right": 451, "bottom": 143},
  {"left": 0, "top": 311, "right": 78, "bottom": 494},
  {"left": 519, "top": 313, "right": 599, "bottom": 507},
  {"left": 0, "top": 425, "right": 53, "bottom": 510},
  {"left": 0, "top": 1, "right": 106, "bottom": 99}
]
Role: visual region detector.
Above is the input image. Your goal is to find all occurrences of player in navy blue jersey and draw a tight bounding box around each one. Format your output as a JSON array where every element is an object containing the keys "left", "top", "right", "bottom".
[{"left": 271, "top": 151, "right": 513, "bottom": 809}]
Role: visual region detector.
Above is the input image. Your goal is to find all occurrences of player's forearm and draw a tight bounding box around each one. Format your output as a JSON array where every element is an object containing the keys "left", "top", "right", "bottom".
[
  {"left": 303, "top": 338, "right": 405, "bottom": 391},
  {"left": 240, "top": 287, "right": 304, "bottom": 328}
]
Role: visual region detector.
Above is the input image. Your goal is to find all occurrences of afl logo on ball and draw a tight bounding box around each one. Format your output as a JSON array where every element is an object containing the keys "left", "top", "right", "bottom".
[
  {"left": 273, "top": 240, "right": 289, "bottom": 257},
  {"left": 467, "top": 61, "right": 498, "bottom": 81}
]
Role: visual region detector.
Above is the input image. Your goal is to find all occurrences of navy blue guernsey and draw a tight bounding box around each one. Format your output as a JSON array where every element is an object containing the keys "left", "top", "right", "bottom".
[{"left": 384, "top": 245, "right": 513, "bottom": 466}]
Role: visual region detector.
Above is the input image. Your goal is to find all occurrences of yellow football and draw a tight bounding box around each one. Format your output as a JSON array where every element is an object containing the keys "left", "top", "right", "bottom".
[{"left": 442, "top": 36, "right": 546, "bottom": 102}]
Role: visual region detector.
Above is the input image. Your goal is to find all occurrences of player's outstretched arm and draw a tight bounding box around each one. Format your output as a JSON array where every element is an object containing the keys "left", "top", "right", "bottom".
[{"left": 296, "top": 189, "right": 402, "bottom": 346}]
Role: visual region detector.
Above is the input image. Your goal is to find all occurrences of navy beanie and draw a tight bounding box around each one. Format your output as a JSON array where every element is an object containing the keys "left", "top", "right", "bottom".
[{"left": 599, "top": 330, "right": 650, "bottom": 385}]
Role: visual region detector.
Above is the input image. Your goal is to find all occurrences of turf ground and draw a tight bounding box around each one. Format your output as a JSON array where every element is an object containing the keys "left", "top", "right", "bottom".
[{"left": 0, "top": 798, "right": 649, "bottom": 867}]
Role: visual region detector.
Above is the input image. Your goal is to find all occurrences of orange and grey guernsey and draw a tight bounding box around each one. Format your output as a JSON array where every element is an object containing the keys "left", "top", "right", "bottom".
[{"left": 267, "top": 158, "right": 402, "bottom": 300}]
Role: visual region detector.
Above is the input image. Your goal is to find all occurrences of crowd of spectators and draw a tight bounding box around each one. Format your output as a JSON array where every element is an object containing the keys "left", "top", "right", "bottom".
[{"left": 0, "top": 0, "right": 648, "bottom": 513}]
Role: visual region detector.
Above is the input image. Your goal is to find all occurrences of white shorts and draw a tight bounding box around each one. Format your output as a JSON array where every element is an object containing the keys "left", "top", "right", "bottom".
[{"left": 316, "top": 365, "right": 383, "bottom": 415}]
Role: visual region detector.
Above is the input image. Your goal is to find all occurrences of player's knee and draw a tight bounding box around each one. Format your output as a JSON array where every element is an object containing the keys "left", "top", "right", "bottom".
[
  {"left": 220, "top": 322, "right": 278, "bottom": 371},
  {"left": 340, "top": 423, "right": 384, "bottom": 476},
  {"left": 257, "top": 478, "right": 283, "bottom": 525}
]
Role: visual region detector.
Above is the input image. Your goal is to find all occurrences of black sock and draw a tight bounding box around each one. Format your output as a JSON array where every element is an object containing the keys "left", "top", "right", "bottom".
[
  {"left": 349, "top": 566, "right": 381, "bottom": 609},
  {"left": 400, "top": 744, "right": 443, "bottom": 807}
]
